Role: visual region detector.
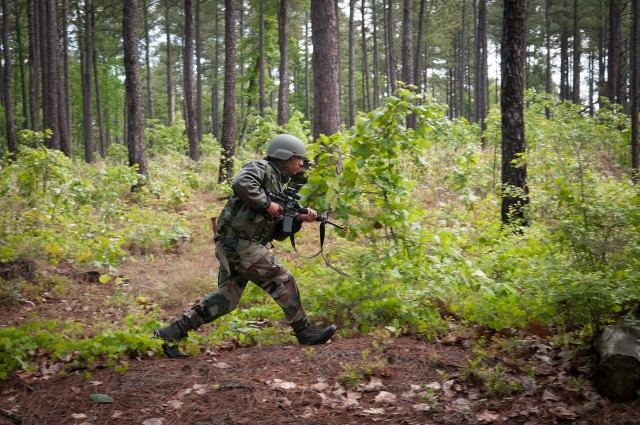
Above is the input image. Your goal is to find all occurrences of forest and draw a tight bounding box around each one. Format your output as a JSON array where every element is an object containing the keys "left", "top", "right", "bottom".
[{"left": 1, "top": 0, "right": 640, "bottom": 423}]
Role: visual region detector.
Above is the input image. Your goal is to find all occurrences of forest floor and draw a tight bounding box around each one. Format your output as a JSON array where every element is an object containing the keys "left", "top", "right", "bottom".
[{"left": 1, "top": 191, "right": 639, "bottom": 425}]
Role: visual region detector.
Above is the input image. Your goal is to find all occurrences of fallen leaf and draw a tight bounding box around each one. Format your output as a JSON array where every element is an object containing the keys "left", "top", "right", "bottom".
[
  {"left": 360, "top": 377, "right": 384, "bottom": 392},
  {"left": 111, "top": 411, "right": 124, "bottom": 419},
  {"left": 362, "top": 408, "right": 385, "bottom": 415},
  {"left": 142, "top": 419, "right": 164, "bottom": 425},
  {"left": 90, "top": 393, "right": 114, "bottom": 403},
  {"left": 214, "top": 362, "right": 230, "bottom": 369},
  {"left": 548, "top": 405, "right": 577, "bottom": 420},
  {"left": 167, "top": 399, "right": 183, "bottom": 410},
  {"left": 476, "top": 410, "right": 500, "bottom": 422},
  {"left": 412, "top": 403, "right": 431, "bottom": 411},
  {"left": 542, "top": 389, "right": 559, "bottom": 401},
  {"left": 71, "top": 413, "right": 88, "bottom": 420},
  {"left": 374, "top": 391, "right": 397, "bottom": 405},
  {"left": 310, "top": 382, "right": 330, "bottom": 392},
  {"left": 269, "top": 379, "right": 297, "bottom": 390}
]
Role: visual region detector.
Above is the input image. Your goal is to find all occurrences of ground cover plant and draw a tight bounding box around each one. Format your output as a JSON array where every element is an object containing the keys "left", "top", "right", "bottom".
[{"left": 1, "top": 92, "right": 639, "bottom": 423}]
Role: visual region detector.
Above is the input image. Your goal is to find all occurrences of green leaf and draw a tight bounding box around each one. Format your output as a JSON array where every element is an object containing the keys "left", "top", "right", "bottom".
[{"left": 90, "top": 393, "right": 114, "bottom": 403}]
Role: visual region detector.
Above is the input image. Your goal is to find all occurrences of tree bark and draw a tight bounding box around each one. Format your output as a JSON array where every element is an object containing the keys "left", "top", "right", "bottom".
[
  {"left": 82, "top": 0, "right": 94, "bottom": 163},
  {"left": 14, "top": 4, "right": 28, "bottom": 129},
  {"left": 184, "top": 0, "right": 200, "bottom": 161},
  {"left": 501, "top": 0, "right": 529, "bottom": 228},
  {"left": 93, "top": 47, "right": 107, "bottom": 158},
  {"left": 361, "top": 0, "right": 371, "bottom": 112},
  {"left": 632, "top": 0, "right": 639, "bottom": 182},
  {"left": 372, "top": 0, "right": 381, "bottom": 107},
  {"left": 212, "top": 2, "right": 220, "bottom": 140},
  {"left": 164, "top": 0, "right": 175, "bottom": 125},
  {"left": 475, "top": 0, "right": 488, "bottom": 146},
  {"left": 123, "top": 0, "right": 148, "bottom": 186},
  {"left": 143, "top": 0, "right": 155, "bottom": 121},
  {"left": 2, "top": 0, "right": 17, "bottom": 156},
  {"left": 545, "top": 0, "right": 551, "bottom": 119},
  {"left": 195, "top": 0, "right": 202, "bottom": 141},
  {"left": 219, "top": 0, "right": 237, "bottom": 183},
  {"left": 384, "top": 0, "right": 396, "bottom": 95},
  {"left": 311, "top": 0, "right": 341, "bottom": 142},
  {"left": 27, "top": 0, "right": 40, "bottom": 131},
  {"left": 277, "top": 0, "right": 290, "bottom": 127},
  {"left": 62, "top": 0, "right": 72, "bottom": 143},
  {"left": 348, "top": 0, "right": 356, "bottom": 127},
  {"left": 40, "top": 0, "right": 60, "bottom": 150},
  {"left": 607, "top": 0, "right": 624, "bottom": 105},
  {"left": 571, "top": 0, "right": 580, "bottom": 103},
  {"left": 403, "top": 0, "right": 415, "bottom": 128},
  {"left": 594, "top": 305, "right": 640, "bottom": 401}
]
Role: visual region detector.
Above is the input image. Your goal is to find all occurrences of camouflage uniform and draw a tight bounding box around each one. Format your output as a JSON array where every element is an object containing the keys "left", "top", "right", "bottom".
[{"left": 199, "top": 159, "right": 307, "bottom": 325}]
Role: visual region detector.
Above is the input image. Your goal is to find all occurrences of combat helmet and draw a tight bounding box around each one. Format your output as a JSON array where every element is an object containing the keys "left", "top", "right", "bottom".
[{"left": 266, "top": 134, "right": 307, "bottom": 160}]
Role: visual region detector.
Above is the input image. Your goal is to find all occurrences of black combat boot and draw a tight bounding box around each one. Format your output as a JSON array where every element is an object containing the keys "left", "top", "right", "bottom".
[
  {"left": 154, "top": 307, "right": 205, "bottom": 358},
  {"left": 292, "top": 319, "right": 337, "bottom": 345}
]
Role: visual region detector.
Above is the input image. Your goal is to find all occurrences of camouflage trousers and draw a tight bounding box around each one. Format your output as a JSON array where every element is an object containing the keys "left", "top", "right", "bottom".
[{"left": 195, "top": 238, "right": 307, "bottom": 325}]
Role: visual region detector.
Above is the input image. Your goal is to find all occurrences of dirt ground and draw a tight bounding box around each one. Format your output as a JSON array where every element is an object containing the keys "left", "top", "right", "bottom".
[{"left": 1, "top": 193, "right": 640, "bottom": 424}]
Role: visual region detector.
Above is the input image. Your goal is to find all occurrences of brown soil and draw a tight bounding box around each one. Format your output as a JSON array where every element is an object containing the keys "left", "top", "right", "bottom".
[{"left": 1, "top": 192, "right": 639, "bottom": 425}]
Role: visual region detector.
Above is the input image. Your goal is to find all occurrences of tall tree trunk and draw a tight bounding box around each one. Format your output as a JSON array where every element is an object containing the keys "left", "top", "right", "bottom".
[
  {"left": 184, "top": 0, "right": 200, "bottom": 161},
  {"left": 311, "top": 0, "right": 341, "bottom": 142},
  {"left": 82, "top": 0, "right": 94, "bottom": 163},
  {"left": 212, "top": 2, "right": 220, "bottom": 140},
  {"left": 458, "top": 0, "right": 465, "bottom": 118},
  {"left": 62, "top": 0, "right": 71, "bottom": 143},
  {"left": 372, "top": 0, "right": 381, "bottom": 107},
  {"left": 93, "top": 47, "right": 107, "bottom": 158},
  {"left": 304, "top": 8, "right": 311, "bottom": 124},
  {"left": 607, "top": 0, "right": 624, "bottom": 105},
  {"left": 143, "top": 0, "right": 155, "bottom": 120},
  {"left": 164, "top": 0, "right": 175, "bottom": 124},
  {"left": 414, "top": 0, "right": 426, "bottom": 93},
  {"left": 259, "top": 2, "right": 266, "bottom": 116},
  {"left": 195, "top": 0, "right": 202, "bottom": 141},
  {"left": 403, "top": 0, "right": 415, "bottom": 127},
  {"left": 41, "top": 0, "right": 60, "bottom": 150},
  {"left": 277, "top": 0, "right": 290, "bottom": 126},
  {"left": 572, "top": 0, "right": 580, "bottom": 103},
  {"left": 123, "top": 0, "right": 148, "bottom": 186},
  {"left": 361, "top": 0, "right": 371, "bottom": 112},
  {"left": 631, "top": 0, "right": 639, "bottom": 182},
  {"left": 219, "top": 0, "right": 237, "bottom": 183},
  {"left": 560, "top": 0, "right": 570, "bottom": 101},
  {"left": 348, "top": 0, "right": 356, "bottom": 127},
  {"left": 384, "top": 0, "right": 396, "bottom": 95},
  {"left": 2, "top": 0, "right": 17, "bottom": 156},
  {"left": 501, "top": 0, "right": 529, "bottom": 228},
  {"left": 545, "top": 0, "right": 552, "bottom": 118},
  {"left": 27, "top": 0, "right": 40, "bottom": 131},
  {"left": 475, "top": 0, "right": 488, "bottom": 146},
  {"left": 14, "top": 4, "right": 28, "bottom": 129}
]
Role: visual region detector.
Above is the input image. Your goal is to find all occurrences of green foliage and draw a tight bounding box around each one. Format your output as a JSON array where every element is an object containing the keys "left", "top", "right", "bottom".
[{"left": 0, "top": 317, "right": 162, "bottom": 380}]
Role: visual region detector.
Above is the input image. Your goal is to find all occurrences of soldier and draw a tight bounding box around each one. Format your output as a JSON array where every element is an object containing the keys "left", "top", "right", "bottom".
[{"left": 154, "top": 134, "right": 337, "bottom": 358}]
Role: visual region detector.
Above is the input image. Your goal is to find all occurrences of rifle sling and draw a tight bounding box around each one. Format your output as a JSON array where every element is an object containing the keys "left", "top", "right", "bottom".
[{"left": 289, "top": 222, "right": 350, "bottom": 277}]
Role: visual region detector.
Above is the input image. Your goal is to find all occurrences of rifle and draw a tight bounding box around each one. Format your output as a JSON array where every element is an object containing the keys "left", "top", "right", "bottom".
[
  {"left": 267, "top": 187, "right": 349, "bottom": 235},
  {"left": 267, "top": 187, "right": 350, "bottom": 276}
]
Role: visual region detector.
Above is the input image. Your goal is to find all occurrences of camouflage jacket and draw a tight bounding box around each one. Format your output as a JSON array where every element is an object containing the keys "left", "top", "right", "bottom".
[{"left": 216, "top": 159, "right": 300, "bottom": 244}]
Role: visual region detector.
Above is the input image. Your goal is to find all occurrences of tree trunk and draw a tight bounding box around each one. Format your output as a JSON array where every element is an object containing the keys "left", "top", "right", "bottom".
[
  {"left": 475, "top": 0, "right": 488, "bottom": 146},
  {"left": 311, "top": 0, "right": 341, "bottom": 142},
  {"left": 2, "top": 0, "right": 17, "bottom": 156},
  {"left": 545, "top": 0, "right": 551, "bottom": 119},
  {"left": 384, "top": 0, "right": 396, "bottom": 96},
  {"left": 348, "top": 0, "right": 356, "bottom": 127},
  {"left": 143, "top": 0, "right": 155, "bottom": 121},
  {"left": 361, "top": 0, "right": 371, "bottom": 112},
  {"left": 93, "top": 47, "right": 107, "bottom": 158},
  {"left": 304, "top": 9, "right": 310, "bottom": 125},
  {"left": 403, "top": 0, "right": 415, "bottom": 128},
  {"left": 560, "top": 0, "right": 569, "bottom": 101},
  {"left": 372, "top": 0, "right": 380, "bottom": 107},
  {"left": 458, "top": 0, "right": 465, "bottom": 118},
  {"left": 164, "top": 0, "right": 175, "bottom": 125},
  {"left": 219, "top": 0, "right": 237, "bottom": 183},
  {"left": 14, "top": 4, "right": 28, "bottom": 129},
  {"left": 607, "top": 0, "right": 624, "bottom": 105},
  {"left": 277, "top": 0, "right": 289, "bottom": 127},
  {"left": 594, "top": 305, "right": 640, "bottom": 401},
  {"left": 82, "top": 0, "right": 94, "bottom": 163},
  {"left": 572, "top": 0, "right": 580, "bottom": 103},
  {"left": 123, "top": 0, "right": 148, "bottom": 186},
  {"left": 27, "top": 0, "right": 40, "bottom": 131},
  {"left": 195, "top": 0, "right": 202, "bottom": 141},
  {"left": 41, "top": 0, "right": 60, "bottom": 150},
  {"left": 184, "top": 0, "right": 200, "bottom": 161},
  {"left": 62, "top": 0, "right": 72, "bottom": 143},
  {"left": 501, "top": 0, "right": 529, "bottom": 228},
  {"left": 212, "top": 2, "right": 220, "bottom": 140},
  {"left": 414, "top": 0, "right": 426, "bottom": 93},
  {"left": 259, "top": 3, "right": 266, "bottom": 116},
  {"left": 631, "top": 0, "right": 639, "bottom": 182}
]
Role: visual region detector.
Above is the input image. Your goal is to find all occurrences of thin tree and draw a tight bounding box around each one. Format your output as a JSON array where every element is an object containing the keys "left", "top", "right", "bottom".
[
  {"left": 143, "top": 0, "right": 155, "bottom": 120},
  {"left": 361, "top": 0, "right": 371, "bottom": 112},
  {"left": 384, "top": 0, "right": 397, "bottom": 95},
  {"left": 372, "top": 0, "right": 380, "bottom": 106},
  {"left": 123, "top": 0, "right": 148, "bottom": 186},
  {"left": 195, "top": 0, "right": 202, "bottom": 141},
  {"left": 212, "top": 2, "right": 220, "bottom": 140},
  {"left": 184, "top": 0, "right": 200, "bottom": 161},
  {"left": 458, "top": 0, "right": 465, "bottom": 118},
  {"left": 572, "top": 0, "right": 580, "bottom": 103},
  {"left": 62, "top": 0, "right": 72, "bottom": 141},
  {"left": 311, "top": 0, "right": 341, "bottom": 142},
  {"left": 545, "top": 0, "right": 551, "bottom": 119},
  {"left": 304, "top": 8, "right": 310, "bottom": 124},
  {"left": 81, "top": 0, "right": 94, "bottom": 163},
  {"left": 414, "top": 0, "right": 426, "bottom": 94},
  {"left": 13, "top": 4, "right": 28, "bottom": 129},
  {"left": 93, "top": 47, "right": 107, "bottom": 158},
  {"left": 501, "top": 0, "right": 529, "bottom": 228},
  {"left": 631, "top": 0, "right": 639, "bottom": 182},
  {"left": 40, "top": 0, "right": 60, "bottom": 150},
  {"left": 277, "top": 0, "right": 290, "bottom": 126},
  {"left": 402, "top": 0, "right": 415, "bottom": 128},
  {"left": 475, "top": 0, "right": 488, "bottom": 146},
  {"left": 607, "top": 0, "right": 624, "bottom": 104},
  {"left": 27, "top": 0, "right": 40, "bottom": 131},
  {"left": 348, "top": 0, "right": 356, "bottom": 127},
  {"left": 219, "top": 0, "right": 237, "bottom": 183},
  {"left": 164, "top": 0, "right": 175, "bottom": 124},
  {"left": 2, "top": 0, "right": 17, "bottom": 156}
]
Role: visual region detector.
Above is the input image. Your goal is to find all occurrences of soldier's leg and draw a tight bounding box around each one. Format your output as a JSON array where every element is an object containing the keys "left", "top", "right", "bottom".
[
  {"left": 154, "top": 267, "right": 248, "bottom": 358},
  {"left": 236, "top": 242, "right": 336, "bottom": 345}
]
